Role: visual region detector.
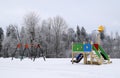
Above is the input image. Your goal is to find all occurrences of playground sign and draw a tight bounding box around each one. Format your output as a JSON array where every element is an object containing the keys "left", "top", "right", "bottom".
[{"left": 72, "top": 43, "right": 92, "bottom": 52}]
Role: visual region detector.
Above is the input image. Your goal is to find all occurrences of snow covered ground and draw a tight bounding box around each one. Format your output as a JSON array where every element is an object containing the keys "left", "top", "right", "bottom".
[{"left": 0, "top": 58, "right": 120, "bottom": 78}]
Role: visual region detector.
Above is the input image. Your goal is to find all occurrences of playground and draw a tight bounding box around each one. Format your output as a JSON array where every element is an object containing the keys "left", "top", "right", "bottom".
[
  {"left": 71, "top": 43, "right": 111, "bottom": 65},
  {"left": 0, "top": 26, "right": 118, "bottom": 78},
  {"left": 71, "top": 26, "right": 112, "bottom": 65},
  {"left": 4, "top": 26, "right": 112, "bottom": 66}
]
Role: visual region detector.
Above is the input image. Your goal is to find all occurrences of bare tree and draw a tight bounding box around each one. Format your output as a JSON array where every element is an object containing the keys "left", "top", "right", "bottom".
[
  {"left": 24, "top": 12, "right": 40, "bottom": 58},
  {"left": 52, "top": 16, "right": 67, "bottom": 57},
  {"left": 2, "top": 25, "right": 18, "bottom": 57}
]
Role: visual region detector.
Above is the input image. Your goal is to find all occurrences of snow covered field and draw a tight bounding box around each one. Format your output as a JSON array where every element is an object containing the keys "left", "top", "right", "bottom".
[{"left": 0, "top": 58, "right": 120, "bottom": 78}]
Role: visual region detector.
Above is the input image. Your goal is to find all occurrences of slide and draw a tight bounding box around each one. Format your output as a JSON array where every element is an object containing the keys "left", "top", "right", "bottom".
[
  {"left": 93, "top": 44, "right": 109, "bottom": 60},
  {"left": 92, "top": 45, "right": 101, "bottom": 58},
  {"left": 98, "top": 45, "right": 109, "bottom": 60},
  {"left": 72, "top": 54, "right": 83, "bottom": 63}
]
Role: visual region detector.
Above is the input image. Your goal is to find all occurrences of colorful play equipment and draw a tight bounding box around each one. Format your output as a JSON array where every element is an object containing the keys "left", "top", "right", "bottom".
[
  {"left": 11, "top": 43, "right": 46, "bottom": 61},
  {"left": 71, "top": 26, "right": 112, "bottom": 65},
  {"left": 71, "top": 43, "right": 111, "bottom": 65}
]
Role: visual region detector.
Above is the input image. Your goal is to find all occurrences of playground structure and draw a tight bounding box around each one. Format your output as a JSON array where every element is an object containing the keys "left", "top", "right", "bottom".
[
  {"left": 71, "top": 25, "right": 112, "bottom": 65},
  {"left": 11, "top": 43, "right": 46, "bottom": 61},
  {"left": 71, "top": 43, "right": 111, "bottom": 65}
]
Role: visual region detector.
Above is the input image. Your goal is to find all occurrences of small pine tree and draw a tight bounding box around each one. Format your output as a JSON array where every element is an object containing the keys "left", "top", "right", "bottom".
[
  {"left": 76, "top": 25, "right": 81, "bottom": 42},
  {"left": 100, "top": 31, "right": 105, "bottom": 41},
  {"left": 0, "top": 27, "right": 4, "bottom": 56},
  {"left": 81, "top": 27, "right": 87, "bottom": 42}
]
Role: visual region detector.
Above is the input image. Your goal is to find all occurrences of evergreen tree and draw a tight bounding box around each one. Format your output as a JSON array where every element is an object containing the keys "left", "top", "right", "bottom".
[
  {"left": 0, "top": 27, "right": 4, "bottom": 56},
  {"left": 100, "top": 31, "right": 105, "bottom": 41},
  {"left": 81, "top": 27, "right": 87, "bottom": 42},
  {"left": 76, "top": 25, "right": 81, "bottom": 42}
]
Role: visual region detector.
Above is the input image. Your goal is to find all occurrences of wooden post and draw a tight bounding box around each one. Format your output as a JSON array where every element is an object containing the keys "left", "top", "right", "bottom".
[
  {"left": 108, "top": 55, "right": 111, "bottom": 64},
  {"left": 85, "top": 53, "right": 87, "bottom": 64},
  {"left": 83, "top": 53, "right": 85, "bottom": 64},
  {"left": 72, "top": 42, "right": 74, "bottom": 64},
  {"left": 90, "top": 41, "right": 93, "bottom": 64},
  {"left": 83, "top": 53, "right": 87, "bottom": 64},
  {"left": 72, "top": 52, "right": 74, "bottom": 64},
  {"left": 90, "top": 52, "right": 93, "bottom": 64},
  {"left": 100, "top": 56, "right": 102, "bottom": 64}
]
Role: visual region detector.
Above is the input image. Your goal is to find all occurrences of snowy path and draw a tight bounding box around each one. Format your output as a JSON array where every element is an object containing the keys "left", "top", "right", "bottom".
[{"left": 0, "top": 58, "right": 120, "bottom": 78}]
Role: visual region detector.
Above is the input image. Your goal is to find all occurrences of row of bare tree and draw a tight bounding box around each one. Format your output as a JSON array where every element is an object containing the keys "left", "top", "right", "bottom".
[
  {"left": 0, "top": 12, "right": 70, "bottom": 59},
  {"left": 0, "top": 12, "right": 120, "bottom": 59}
]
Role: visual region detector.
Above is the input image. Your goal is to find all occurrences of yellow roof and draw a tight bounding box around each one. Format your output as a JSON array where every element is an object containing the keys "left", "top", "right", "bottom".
[{"left": 98, "top": 25, "right": 104, "bottom": 32}]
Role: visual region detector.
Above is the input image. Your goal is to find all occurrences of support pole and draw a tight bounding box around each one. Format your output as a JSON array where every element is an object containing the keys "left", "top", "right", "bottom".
[
  {"left": 84, "top": 53, "right": 87, "bottom": 64},
  {"left": 90, "top": 52, "right": 93, "bottom": 64},
  {"left": 72, "top": 52, "right": 74, "bottom": 64}
]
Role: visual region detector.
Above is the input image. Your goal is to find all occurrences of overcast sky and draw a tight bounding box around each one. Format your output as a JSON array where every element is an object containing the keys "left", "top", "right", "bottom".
[{"left": 0, "top": 0, "right": 120, "bottom": 35}]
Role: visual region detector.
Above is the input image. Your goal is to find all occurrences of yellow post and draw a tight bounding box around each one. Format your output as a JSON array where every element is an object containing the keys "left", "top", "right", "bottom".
[
  {"left": 98, "top": 25, "right": 104, "bottom": 64},
  {"left": 97, "top": 25, "right": 104, "bottom": 45}
]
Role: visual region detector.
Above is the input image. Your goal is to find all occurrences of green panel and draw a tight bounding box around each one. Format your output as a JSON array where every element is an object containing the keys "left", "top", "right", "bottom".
[
  {"left": 98, "top": 45, "right": 109, "bottom": 60},
  {"left": 72, "top": 43, "right": 83, "bottom": 52},
  {"left": 92, "top": 45, "right": 101, "bottom": 58}
]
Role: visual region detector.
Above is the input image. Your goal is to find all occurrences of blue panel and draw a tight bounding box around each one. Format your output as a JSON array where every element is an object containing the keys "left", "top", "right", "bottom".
[{"left": 83, "top": 44, "right": 92, "bottom": 52}]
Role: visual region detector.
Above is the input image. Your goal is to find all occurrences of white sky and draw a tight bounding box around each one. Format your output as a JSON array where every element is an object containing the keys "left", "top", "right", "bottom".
[{"left": 0, "top": 0, "right": 120, "bottom": 35}]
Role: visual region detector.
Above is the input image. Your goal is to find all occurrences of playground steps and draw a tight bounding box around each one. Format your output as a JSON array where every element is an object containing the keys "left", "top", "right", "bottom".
[
  {"left": 92, "top": 54, "right": 104, "bottom": 65},
  {"left": 92, "top": 54, "right": 112, "bottom": 64},
  {"left": 99, "top": 54, "right": 112, "bottom": 64},
  {"left": 87, "top": 61, "right": 101, "bottom": 65}
]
